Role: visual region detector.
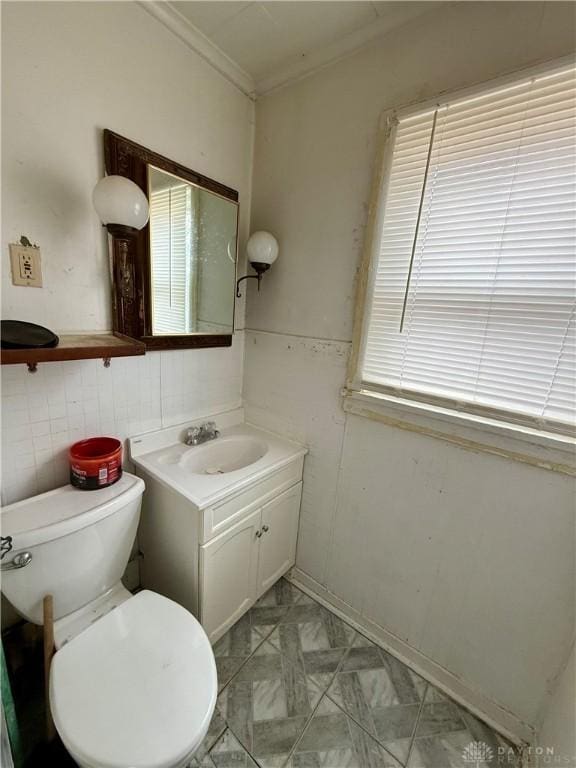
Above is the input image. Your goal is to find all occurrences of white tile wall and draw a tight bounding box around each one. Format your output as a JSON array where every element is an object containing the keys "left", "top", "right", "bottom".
[
  {"left": 0, "top": 332, "right": 244, "bottom": 505},
  {"left": 160, "top": 333, "right": 244, "bottom": 427}
]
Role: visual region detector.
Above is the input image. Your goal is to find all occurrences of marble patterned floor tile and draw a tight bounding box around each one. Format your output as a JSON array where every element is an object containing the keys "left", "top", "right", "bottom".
[
  {"left": 408, "top": 687, "right": 520, "bottom": 768},
  {"left": 268, "top": 697, "right": 403, "bottom": 768},
  {"left": 249, "top": 578, "right": 311, "bottom": 639},
  {"left": 325, "top": 635, "right": 427, "bottom": 763},
  {"left": 258, "top": 579, "right": 312, "bottom": 608},
  {"left": 213, "top": 612, "right": 270, "bottom": 691},
  {"left": 209, "top": 581, "right": 521, "bottom": 768},
  {"left": 216, "top": 637, "right": 328, "bottom": 766},
  {"left": 193, "top": 728, "right": 260, "bottom": 768},
  {"left": 266, "top": 600, "right": 357, "bottom": 681}
]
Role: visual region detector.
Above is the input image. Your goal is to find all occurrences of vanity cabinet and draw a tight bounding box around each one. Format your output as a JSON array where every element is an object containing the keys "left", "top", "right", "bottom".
[
  {"left": 135, "top": 454, "right": 304, "bottom": 644},
  {"left": 200, "top": 484, "right": 301, "bottom": 640},
  {"left": 257, "top": 485, "right": 301, "bottom": 594},
  {"left": 200, "top": 509, "right": 261, "bottom": 641}
]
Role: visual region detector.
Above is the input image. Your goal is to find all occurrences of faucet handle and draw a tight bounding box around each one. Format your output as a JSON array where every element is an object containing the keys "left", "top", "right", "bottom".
[
  {"left": 184, "top": 421, "right": 219, "bottom": 445},
  {"left": 207, "top": 421, "right": 220, "bottom": 439},
  {"left": 184, "top": 425, "right": 200, "bottom": 445}
]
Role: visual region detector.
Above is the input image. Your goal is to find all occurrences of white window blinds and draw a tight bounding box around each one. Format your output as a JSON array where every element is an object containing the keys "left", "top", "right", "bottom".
[{"left": 362, "top": 62, "right": 576, "bottom": 432}]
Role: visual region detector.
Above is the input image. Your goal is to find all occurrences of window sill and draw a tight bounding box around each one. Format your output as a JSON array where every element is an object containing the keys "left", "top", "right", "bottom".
[{"left": 343, "top": 389, "right": 576, "bottom": 475}]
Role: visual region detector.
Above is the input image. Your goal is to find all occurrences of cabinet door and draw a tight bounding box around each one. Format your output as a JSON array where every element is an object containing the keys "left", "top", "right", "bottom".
[
  {"left": 257, "top": 483, "right": 302, "bottom": 598},
  {"left": 200, "top": 508, "right": 261, "bottom": 643}
]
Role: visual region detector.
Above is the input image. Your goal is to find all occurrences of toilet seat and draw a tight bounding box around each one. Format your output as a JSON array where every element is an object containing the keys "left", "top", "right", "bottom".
[{"left": 50, "top": 590, "right": 217, "bottom": 768}]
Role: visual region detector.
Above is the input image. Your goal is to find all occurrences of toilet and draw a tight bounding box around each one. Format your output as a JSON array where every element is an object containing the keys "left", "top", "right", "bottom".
[{"left": 1, "top": 472, "right": 217, "bottom": 768}]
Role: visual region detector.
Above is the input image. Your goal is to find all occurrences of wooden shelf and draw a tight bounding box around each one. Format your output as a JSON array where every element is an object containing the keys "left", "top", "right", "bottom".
[{"left": 1, "top": 333, "right": 145, "bottom": 371}]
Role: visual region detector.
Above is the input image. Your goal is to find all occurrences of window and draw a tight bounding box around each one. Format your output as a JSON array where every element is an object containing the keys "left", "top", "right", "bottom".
[{"left": 355, "top": 60, "right": 576, "bottom": 435}]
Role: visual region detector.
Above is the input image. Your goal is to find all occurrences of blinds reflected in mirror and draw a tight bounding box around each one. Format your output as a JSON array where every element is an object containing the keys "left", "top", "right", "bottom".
[
  {"left": 148, "top": 166, "right": 238, "bottom": 337},
  {"left": 150, "top": 180, "right": 198, "bottom": 334},
  {"left": 362, "top": 61, "right": 576, "bottom": 432}
]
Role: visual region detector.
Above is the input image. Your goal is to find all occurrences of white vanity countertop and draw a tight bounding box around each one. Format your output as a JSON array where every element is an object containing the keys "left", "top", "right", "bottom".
[{"left": 129, "top": 415, "right": 307, "bottom": 510}]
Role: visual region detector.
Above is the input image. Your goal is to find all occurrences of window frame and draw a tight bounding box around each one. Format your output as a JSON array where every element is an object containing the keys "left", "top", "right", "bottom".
[{"left": 347, "top": 56, "right": 576, "bottom": 450}]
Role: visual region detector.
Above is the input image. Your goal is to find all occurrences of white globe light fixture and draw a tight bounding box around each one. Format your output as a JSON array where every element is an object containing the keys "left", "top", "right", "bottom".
[
  {"left": 236, "top": 231, "right": 279, "bottom": 298},
  {"left": 92, "top": 175, "right": 149, "bottom": 236},
  {"left": 93, "top": 175, "right": 150, "bottom": 312}
]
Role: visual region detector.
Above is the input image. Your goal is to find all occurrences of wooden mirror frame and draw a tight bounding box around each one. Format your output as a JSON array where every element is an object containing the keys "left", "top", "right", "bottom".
[{"left": 103, "top": 129, "right": 238, "bottom": 349}]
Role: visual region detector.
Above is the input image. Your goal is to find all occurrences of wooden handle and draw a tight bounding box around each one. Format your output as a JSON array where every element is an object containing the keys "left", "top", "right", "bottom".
[{"left": 43, "top": 595, "right": 56, "bottom": 743}]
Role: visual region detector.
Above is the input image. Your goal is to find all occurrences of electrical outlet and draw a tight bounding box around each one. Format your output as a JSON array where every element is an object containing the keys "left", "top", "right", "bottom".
[{"left": 9, "top": 244, "right": 42, "bottom": 287}]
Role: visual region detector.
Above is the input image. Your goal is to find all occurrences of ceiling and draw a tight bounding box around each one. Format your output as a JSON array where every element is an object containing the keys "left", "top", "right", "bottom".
[{"left": 157, "top": 1, "right": 444, "bottom": 96}]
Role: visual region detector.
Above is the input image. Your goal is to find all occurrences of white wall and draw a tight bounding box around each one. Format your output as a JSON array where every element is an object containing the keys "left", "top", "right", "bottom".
[
  {"left": 1, "top": 1, "right": 252, "bottom": 628},
  {"left": 1, "top": 0, "right": 253, "bottom": 502},
  {"left": 538, "top": 645, "right": 576, "bottom": 766},
  {"left": 1, "top": 1, "right": 253, "bottom": 334},
  {"left": 244, "top": 1, "right": 576, "bottom": 734}
]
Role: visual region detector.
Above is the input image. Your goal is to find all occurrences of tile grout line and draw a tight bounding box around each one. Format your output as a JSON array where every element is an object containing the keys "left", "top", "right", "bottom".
[
  {"left": 310, "top": 641, "right": 417, "bottom": 767},
  {"left": 216, "top": 606, "right": 286, "bottom": 697},
  {"left": 320, "top": 686, "right": 422, "bottom": 766},
  {"left": 211, "top": 583, "right": 433, "bottom": 768},
  {"left": 277, "top": 592, "right": 420, "bottom": 767},
  {"left": 216, "top": 584, "right": 359, "bottom": 768},
  {"left": 248, "top": 589, "right": 311, "bottom": 768},
  {"left": 276, "top": 633, "right": 359, "bottom": 768},
  {"left": 205, "top": 618, "right": 282, "bottom": 761},
  {"left": 211, "top": 585, "right": 310, "bottom": 764},
  {"left": 404, "top": 682, "right": 430, "bottom": 768}
]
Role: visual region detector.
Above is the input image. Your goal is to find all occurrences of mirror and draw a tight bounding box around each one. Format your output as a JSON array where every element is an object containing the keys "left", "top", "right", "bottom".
[
  {"left": 148, "top": 167, "right": 237, "bottom": 336},
  {"left": 103, "top": 130, "right": 239, "bottom": 350}
]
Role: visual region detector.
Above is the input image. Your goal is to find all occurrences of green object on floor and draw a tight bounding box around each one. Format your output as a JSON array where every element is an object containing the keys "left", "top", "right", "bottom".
[{"left": 1, "top": 640, "right": 23, "bottom": 768}]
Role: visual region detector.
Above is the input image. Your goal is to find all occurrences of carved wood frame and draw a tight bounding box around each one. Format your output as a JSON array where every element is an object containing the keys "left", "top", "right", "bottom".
[{"left": 103, "top": 129, "right": 238, "bottom": 350}]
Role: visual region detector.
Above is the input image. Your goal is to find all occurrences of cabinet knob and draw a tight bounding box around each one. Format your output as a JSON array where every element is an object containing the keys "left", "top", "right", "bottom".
[
  {"left": 262, "top": 525, "right": 270, "bottom": 533},
  {"left": 255, "top": 529, "right": 263, "bottom": 538}
]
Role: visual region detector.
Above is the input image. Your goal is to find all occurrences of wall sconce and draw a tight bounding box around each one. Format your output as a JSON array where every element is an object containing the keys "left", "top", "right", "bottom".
[
  {"left": 92, "top": 175, "right": 150, "bottom": 238},
  {"left": 236, "top": 231, "right": 279, "bottom": 298},
  {"left": 93, "top": 176, "right": 150, "bottom": 333}
]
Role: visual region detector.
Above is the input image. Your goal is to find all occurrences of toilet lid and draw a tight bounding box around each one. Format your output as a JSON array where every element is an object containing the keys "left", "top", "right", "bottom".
[{"left": 50, "top": 591, "right": 217, "bottom": 768}]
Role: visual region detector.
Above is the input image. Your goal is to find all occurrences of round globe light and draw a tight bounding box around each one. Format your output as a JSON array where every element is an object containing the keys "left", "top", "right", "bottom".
[
  {"left": 92, "top": 175, "right": 150, "bottom": 231},
  {"left": 246, "top": 231, "right": 279, "bottom": 266}
]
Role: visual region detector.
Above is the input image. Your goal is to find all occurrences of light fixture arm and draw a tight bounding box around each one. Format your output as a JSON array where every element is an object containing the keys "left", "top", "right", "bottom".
[{"left": 236, "top": 262, "right": 271, "bottom": 298}]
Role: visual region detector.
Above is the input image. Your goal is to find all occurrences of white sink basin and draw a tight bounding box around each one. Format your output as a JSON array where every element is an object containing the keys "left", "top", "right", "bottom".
[
  {"left": 129, "top": 417, "right": 307, "bottom": 510},
  {"left": 180, "top": 436, "right": 268, "bottom": 475}
]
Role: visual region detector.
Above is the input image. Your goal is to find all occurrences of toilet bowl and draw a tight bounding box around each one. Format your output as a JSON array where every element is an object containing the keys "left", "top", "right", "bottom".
[{"left": 1, "top": 473, "right": 217, "bottom": 768}]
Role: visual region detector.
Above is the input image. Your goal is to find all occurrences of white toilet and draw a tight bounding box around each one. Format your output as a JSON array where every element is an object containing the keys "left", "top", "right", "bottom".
[{"left": 1, "top": 472, "right": 217, "bottom": 768}]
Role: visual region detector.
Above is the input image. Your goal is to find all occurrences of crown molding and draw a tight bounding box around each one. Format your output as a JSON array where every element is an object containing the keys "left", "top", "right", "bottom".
[
  {"left": 138, "top": 1, "right": 256, "bottom": 99},
  {"left": 140, "top": 1, "right": 445, "bottom": 101},
  {"left": 255, "top": 2, "right": 446, "bottom": 97}
]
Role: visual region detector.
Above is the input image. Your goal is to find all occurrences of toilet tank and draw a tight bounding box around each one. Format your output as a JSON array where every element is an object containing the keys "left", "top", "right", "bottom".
[{"left": 1, "top": 473, "right": 144, "bottom": 625}]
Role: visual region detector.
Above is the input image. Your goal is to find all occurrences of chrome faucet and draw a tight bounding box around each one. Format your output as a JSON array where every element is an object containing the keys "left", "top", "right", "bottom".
[{"left": 184, "top": 421, "right": 220, "bottom": 446}]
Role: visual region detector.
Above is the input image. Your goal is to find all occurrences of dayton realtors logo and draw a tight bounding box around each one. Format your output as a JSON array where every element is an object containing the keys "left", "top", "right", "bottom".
[
  {"left": 462, "top": 742, "right": 494, "bottom": 766},
  {"left": 463, "top": 742, "right": 560, "bottom": 766}
]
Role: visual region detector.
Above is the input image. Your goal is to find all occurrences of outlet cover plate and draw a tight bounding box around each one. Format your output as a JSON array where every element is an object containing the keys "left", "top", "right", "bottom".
[{"left": 9, "top": 244, "right": 42, "bottom": 287}]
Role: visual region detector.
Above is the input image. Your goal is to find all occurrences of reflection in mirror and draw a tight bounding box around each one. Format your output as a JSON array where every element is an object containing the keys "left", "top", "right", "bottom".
[{"left": 148, "top": 166, "right": 238, "bottom": 336}]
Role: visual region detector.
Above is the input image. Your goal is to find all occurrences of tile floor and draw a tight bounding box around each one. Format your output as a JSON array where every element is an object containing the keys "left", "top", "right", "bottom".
[
  {"left": 192, "top": 578, "right": 520, "bottom": 768},
  {"left": 5, "top": 577, "right": 521, "bottom": 767}
]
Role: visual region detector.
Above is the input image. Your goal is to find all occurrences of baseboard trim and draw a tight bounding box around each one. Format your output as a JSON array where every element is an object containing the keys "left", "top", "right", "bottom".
[{"left": 286, "top": 567, "right": 534, "bottom": 747}]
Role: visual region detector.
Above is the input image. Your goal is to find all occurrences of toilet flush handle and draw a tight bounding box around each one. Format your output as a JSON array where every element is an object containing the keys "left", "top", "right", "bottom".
[{"left": 1, "top": 551, "right": 33, "bottom": 571}]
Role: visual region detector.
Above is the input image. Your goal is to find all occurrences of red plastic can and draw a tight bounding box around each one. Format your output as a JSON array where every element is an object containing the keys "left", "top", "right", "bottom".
[{"left": 69, "top": 437, "right": 123, "bottom": 490}]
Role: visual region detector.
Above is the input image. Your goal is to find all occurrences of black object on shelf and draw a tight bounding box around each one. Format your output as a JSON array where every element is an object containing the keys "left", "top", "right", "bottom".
[{"left": 1, "top": 320, "right": 59, "bottom": 349}]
